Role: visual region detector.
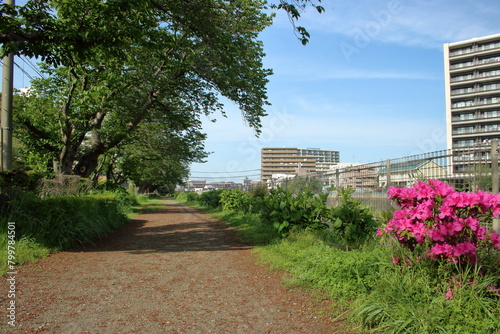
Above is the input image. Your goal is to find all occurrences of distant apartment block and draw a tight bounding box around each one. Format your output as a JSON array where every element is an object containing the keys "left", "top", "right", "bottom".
[
  {"left": 444, "top": 33, "right": 500, "bottom": 172},
  {"left": 261, "top": 147, "right": 340, "bottom": 182}
]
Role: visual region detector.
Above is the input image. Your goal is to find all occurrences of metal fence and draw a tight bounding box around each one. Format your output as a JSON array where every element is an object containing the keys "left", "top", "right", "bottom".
[{"left": 273, "top": 142, "right": 500, "bottom": 215}]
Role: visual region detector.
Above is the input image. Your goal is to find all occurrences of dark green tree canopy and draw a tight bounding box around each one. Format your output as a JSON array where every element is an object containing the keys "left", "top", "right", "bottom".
[
  {"left": 3, "top": 0, "right": 324, "bottom": 183},
  {"left": 0, "top": 0, "right": 324, "bottom": 62}
]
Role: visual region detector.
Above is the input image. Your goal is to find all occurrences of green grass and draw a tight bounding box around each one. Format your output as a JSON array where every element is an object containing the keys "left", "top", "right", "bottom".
[
  {"left": 350, "top": 261, "right": 500, "bottom": 333},
  {"left": 213, "top": 210, "right": 279, "bottom": 245},
  {"left": 253, "top": 231, "right": 500, "bottom": 333},
  {"left": 127, "top": 197, "right": 169, "bottom": 218},
  {"left": 208, "top": 207, "right": 500, "bottom": 333},
  {"left": 0, "top": 194, "right": 167, "bottom": 276},
  {"left": 140, "top": 197, "right": 500, "bottom": 333},
  {"left": 0, "top": 234, "right": 53, "bottom": 275},
  {"left": 254, "top": 231, "right": 383, "bottom": 304}
]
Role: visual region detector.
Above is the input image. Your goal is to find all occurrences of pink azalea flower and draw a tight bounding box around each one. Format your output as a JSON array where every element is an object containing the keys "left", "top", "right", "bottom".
[
  {"left": 438, "top": 203, "right": 455, "bottom": 219},
  {"left": 478, "top": 192, "right": 500, "bottom": 212},
  {"left": 486, "top": 285, "right": 500, "bottom": 294},
  {"left": 412, "top": 222, "right": 428, "bottom": 244},
  {"left": 446, "top": 289, "right": 453, "bottom": 300},
  {"left": 453, "top": 242, "right": 476, "bottom": 258},
  {"left": 387, "top": 186, "right": 401, "bottom": 199},
  {"left": 414, "top": 181, "right": 435, "bottom": 200},
  {"left": 428, "top": 228, "right": 445, "bottom": 242},
  {"left": 490, "top": 231, "right": 500, "bottom": 249},
  {"left": 414, "top": 200, "right": 434, "bottom": 221},
  {"left": 445, "top": 192, "right": 468, "bottom": 208},
  {"left": 385, "top": 220, "right": 400, "bottom": 232},
  {"left": 381, "top": 180, "right": 500, "bottom": 267},
  {"left": 393, "top": 208, "right": 411, "bottom": 220},
  {"left": 428, "top": 179, "right": 455, "bottom": 197},
  {"left": 464, "top": 216, "right": 479, "bottom": 231},
  {"left": 404, "top": 257, "right": 414, "bottom": 266},
  {"left": 464, "top": 192, "right": 480, "bottom": 207},
  {"left": 447, "top": 220, "right": 464, "bottom": 234},
  {"left": 438, "top": 223, "right": 451, "bottom": 236},
  {"left": 492, "top": 202, "right": 500, "bottom": 217},
  {"left": 428, "top": 243, "right": 454, "bottom": 258},
  {"left": 476, "top": 225, "right": 487, "bottom": 240}
]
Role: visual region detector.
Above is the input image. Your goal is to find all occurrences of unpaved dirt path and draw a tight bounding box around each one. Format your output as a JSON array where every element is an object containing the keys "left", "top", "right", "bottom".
[{"left": 1, "top": 198, "right": 351, "bottom": 333}]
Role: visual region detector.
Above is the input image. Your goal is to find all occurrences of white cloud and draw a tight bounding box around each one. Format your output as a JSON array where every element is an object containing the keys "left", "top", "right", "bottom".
[
  {"left": 279, "top": 67, "right": 438, "bottom": 81},
  {"left": 299, "top": 0, "right": 500, "bottom": 49}
]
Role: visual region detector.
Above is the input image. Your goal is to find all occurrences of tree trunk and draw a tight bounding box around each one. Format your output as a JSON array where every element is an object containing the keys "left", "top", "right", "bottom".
[
  {"left": 59, "top": 146, "right": 77, "bottom": 175},
  {"left": 73, "top": 150, "right": 102, "bottom": 178}
]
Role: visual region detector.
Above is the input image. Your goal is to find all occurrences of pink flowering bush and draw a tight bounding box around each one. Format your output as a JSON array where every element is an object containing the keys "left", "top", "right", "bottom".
[{"left": 377, "top": 179, "right": 500, "bottom": 264}]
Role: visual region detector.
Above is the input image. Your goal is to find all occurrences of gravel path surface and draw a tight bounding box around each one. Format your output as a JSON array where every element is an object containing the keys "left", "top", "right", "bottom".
[{"left": 1, "top": 198, "right": 351, "bottom": 333}]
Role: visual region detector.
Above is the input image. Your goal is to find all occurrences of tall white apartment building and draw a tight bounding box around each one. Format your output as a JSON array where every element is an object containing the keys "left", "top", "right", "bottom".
[{"left": 444, "top": 33, "right": 500, "bottom": 172}]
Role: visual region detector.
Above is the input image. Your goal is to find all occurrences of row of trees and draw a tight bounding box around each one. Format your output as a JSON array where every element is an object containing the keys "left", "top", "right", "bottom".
[{"left": 0, "top": 0, "right": 324, "bottom": 192}]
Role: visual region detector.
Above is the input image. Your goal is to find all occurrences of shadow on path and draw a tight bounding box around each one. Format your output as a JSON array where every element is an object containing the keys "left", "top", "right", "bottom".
[{"left": 70, "top": 198, "right": 251, "bottom": 254}]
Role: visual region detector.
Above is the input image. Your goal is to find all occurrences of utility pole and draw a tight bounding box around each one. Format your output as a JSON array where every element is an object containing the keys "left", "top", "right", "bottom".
[{"left": 1, "top": 0, "right": 15, "bottom": 171}]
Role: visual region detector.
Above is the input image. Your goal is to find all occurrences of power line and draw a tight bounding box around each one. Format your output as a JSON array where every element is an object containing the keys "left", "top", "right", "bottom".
[
  {"left": 2, "top": 58, "right": 44, "bottom": 84},
  {"left": 20, "top": 56, "right": 45, "bottom": 79},
  {"left": 12, "top": 61, "right": 34, "bottom": 82},
  {"left": 188, "top": 174, "right": 261, "bottom": 180},
  {"left": 190, "top": 168, "right": 261, "bottom": 174}
]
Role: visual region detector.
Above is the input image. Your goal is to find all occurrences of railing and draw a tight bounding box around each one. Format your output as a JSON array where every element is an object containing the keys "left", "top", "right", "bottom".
[
  {"left": 449, "top": 43, "right": 500, "bottom": 57},
  {"left": 451, "top": 84, "right": 500, "bottom": 96},
  {"left": 451, "top": 70, "right": 500, "bottom": 83},
  {"left": 450, "top": 57, "right": 500, "bottom": 70},
  {"left": 271, "top": 143, "right": 500, "bottom": 217}
]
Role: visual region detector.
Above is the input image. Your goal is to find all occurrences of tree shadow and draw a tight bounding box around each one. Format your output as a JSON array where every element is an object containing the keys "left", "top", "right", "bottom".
[{"left": 69, "top": 201, "right": 252, "bottom": 254}]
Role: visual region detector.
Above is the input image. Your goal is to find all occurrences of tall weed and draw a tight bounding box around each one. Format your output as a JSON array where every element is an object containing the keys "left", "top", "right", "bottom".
[
  {"left": 2, "top": 195, "right": 128, "bottom": 250},
  {"left": 350, "top": 241, "right": 500, "bottom": 333}
]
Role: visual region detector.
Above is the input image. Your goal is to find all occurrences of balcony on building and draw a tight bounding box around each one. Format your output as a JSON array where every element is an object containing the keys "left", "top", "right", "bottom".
[{"left": 449, "top": 40, "right": 500, "bottom": 60}]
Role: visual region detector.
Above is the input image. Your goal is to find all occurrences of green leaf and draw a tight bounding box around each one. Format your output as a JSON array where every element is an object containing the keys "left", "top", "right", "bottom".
[{"left": 332, "top": 218, "right": 343, "bottom": 228}]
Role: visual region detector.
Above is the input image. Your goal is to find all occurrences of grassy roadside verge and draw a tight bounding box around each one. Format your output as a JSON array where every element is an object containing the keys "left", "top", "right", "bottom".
[
  {"left": 175, "top": 196, "right": 500, "bottom": 334},
  {"left": 0, "top": 194, "right": 167, "bottom": 276}
]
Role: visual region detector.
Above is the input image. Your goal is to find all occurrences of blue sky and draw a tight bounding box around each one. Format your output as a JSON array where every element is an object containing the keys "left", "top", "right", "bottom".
[
  {"left": 11, "top": 0, "right": 500, "bottom": 182},
  {"left": 189, "top": 0, "right": 500, "bottom": 182}
]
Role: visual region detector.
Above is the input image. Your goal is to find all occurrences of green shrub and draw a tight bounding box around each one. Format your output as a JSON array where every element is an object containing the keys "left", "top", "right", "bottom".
[
  {"left": 199, "top": 189, "right": 223, "bottom": 208},
  {"left": 249, "top": 183, "right": 268, "bottom": 198},
  {"left": 114, "top": 190, "right": 139, "bottom": 210},
  {"left": 0, "top": 170, "right": 42, "bottom": 192},
  {"left": 2, "top": 195, "right": 128, "bottom": 249},
  {"left": 329, "top": 187, "right": 379, "bottom": 247},
  {"left": 95, "top": 180, "right": 125, "bottom": 192},
  {"left": 261, "top": 188, "right": 330, "bottom": 236},
  {"left": 186, "top": 192, "right": 200, "bottom": 202},
  {"left": 174, "top": 191, "right": 200, "bottom": 203},
  {"left": 220, "top": 188, "right": 252, "bottom": 213},
  {"left": 0, "top": 171, "right": 42, "bottom": 215}
]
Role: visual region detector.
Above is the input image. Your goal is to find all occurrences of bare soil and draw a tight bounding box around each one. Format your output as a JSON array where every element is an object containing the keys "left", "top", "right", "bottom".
[{"left": 1, "top": 198, "right": 353, "bottom": 333}]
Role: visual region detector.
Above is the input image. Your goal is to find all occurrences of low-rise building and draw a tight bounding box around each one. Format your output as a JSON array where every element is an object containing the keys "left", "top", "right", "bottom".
[{"left": 378, "top": 160, "right": 448, "bottom": 188}]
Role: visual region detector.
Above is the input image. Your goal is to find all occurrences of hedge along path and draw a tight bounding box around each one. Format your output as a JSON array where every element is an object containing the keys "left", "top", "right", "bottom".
[{"left": 1, "top": 198, "right": 352, "bottom": 333}]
